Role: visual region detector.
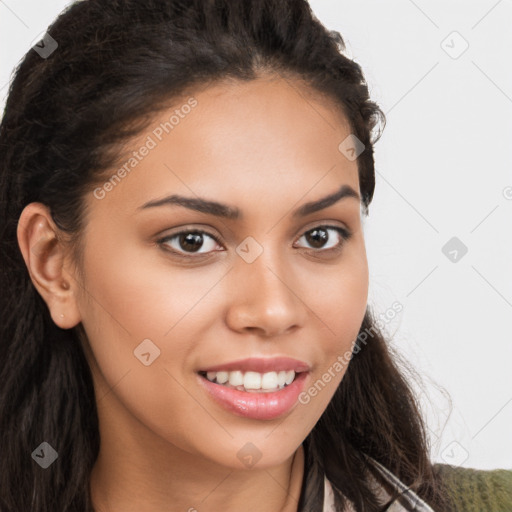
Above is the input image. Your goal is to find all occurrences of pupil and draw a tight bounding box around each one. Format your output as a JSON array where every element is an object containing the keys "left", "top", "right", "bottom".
[
  {"left": 180, "top": 232, "right": 203, "bottom": 252},
  {"left": 307, "top": 228, "right": 327, "bottom": 248}
]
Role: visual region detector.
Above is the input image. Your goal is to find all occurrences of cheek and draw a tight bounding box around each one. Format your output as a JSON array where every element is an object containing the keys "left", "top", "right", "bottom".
[
  {"left": 75, "top": 240, "right": 185, "bottom": 384},
  {"left": 80, "top": 236, "right": 216, "bottom": 340},
  {"left": 76, "top": 236, "right": 235, "bottom": 412},
  {"left": 316, "top": 254, "right": 368, "bottom": 349},
  {"left": 77, "top": 245, "right": 223, "bottom": 450},
  {"left": 305, "top": 249, "right": 368, "bottom": 395},
  {"left": 297, "top": 268, "right": 367, "bottom": 420}
]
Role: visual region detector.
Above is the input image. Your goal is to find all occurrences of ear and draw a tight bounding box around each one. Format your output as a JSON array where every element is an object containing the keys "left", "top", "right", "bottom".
[{"left": 16, "top": 202, "right": 82, "bottom": 329}]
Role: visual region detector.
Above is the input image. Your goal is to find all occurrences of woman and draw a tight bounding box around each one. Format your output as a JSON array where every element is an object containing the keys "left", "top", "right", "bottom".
[{"left": 0, "top": 0, "right": 486, "bottom": 510}]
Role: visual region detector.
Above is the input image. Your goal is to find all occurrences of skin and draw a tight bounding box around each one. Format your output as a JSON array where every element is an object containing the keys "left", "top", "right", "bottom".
[{"left": 17, "top": 74, "right": 369, "bottom": 512}]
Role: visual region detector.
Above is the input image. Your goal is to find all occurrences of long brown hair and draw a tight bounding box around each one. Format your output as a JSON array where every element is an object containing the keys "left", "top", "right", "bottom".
[{"left": 0, "top": 1, "right": 450, "bottom": 510}]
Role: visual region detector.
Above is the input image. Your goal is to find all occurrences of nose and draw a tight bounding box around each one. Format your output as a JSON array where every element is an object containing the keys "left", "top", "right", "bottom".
[{"left": 224, "top": 248, "right": 308, "bottom": 338}]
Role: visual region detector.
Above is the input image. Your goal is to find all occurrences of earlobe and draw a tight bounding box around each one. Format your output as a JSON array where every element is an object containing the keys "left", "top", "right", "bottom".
[{"left": 16, "top": 202, "right": 82, "bottom": 329}]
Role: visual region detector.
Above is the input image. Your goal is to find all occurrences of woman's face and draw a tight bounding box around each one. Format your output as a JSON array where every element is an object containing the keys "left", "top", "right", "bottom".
[{"left": 73, "top": 76, "right": 369, "bottom": 469}]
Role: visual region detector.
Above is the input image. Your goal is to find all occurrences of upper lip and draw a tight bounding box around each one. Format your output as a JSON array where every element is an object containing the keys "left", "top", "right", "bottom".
[{"left": 198, "top": 357, "right": 311, "bottom": 374}]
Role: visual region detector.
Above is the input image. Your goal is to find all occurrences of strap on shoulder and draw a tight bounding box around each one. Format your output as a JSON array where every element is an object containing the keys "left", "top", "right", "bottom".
[{"left": 364, "top": 456, "right": 436, "bottom": 512}]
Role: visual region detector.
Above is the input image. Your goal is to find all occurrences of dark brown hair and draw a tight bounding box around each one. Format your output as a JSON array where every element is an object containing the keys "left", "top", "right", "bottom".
[{"left": 0, "top": 1, "right": 450, "bottom": 510}]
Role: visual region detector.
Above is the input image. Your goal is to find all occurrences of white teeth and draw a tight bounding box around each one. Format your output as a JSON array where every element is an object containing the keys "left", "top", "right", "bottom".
[
  {"left": 229, "top": 370, "right": 244, "bottom": 387},
  {"left": 203, "top": 369, "right": 297, "bottom": 391},
  {"left": 261, "top": 371, "right": 278, "bottom": 389},
  {"left": 216, "top": 371, "right": 229, "bottom": 384},
  {"left": 244, "top": 371, "right": 261, "bottom": 389}
]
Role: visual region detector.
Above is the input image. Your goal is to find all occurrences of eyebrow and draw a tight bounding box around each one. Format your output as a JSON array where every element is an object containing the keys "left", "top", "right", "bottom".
[{"left": 138, "top": 184, "right": 360, "bottom": 220}]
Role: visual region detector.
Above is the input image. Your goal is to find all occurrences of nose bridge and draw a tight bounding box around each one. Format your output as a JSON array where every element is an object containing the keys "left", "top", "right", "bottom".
[
  {"left": 245, "top": 250, "right": 289, "bottom": 302},
  {"left": 226, "top": 237, "right": 305, "bottom": 335}
]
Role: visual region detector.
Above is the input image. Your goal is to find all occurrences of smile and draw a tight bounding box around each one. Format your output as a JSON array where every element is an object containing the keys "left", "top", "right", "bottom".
[
  {"left": 199, "top": 369, "right": 297, "bottom": 392},
  {"left": 197, "top": 370, "right": 309, "bottom": 420}
]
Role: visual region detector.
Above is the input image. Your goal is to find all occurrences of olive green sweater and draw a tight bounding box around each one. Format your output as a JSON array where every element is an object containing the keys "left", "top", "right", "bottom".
[
  {"left": 435, "top": 464, "right": 512, "bottom": 511},
  {"left": 323, "top": 459, "right": 512, "bottom": 511}
]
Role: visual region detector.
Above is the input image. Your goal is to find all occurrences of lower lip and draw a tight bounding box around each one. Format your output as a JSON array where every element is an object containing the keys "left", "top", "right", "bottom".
[{"left": 197, "top": 372, "right": 308, "bottom": 420}]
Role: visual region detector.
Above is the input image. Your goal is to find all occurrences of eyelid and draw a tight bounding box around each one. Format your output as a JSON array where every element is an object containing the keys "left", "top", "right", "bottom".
[
  {"left": 156, "top": 219, "right": 350, "bottom": 239},
  {"left": 157, "top": 225, "right": 222, "bottom": 242},
  {"left": 298, "top": 219, "right": 350, "bottom": 237}
]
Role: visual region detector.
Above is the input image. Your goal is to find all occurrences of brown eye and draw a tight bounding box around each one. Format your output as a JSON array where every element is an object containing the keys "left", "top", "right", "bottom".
[
  {"left": 158, "top": 230, "right": 222, "bottom": 256},
  {"left": 177, "top": 232, "right": 207, "bottom": 253},
  {"left": 295, "top": 225, "right": 351, "bottom": 252}
]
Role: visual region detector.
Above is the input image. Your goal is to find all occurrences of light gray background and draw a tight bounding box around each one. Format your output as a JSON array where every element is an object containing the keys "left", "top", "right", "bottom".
[{"left": 1, "top": 0, "right": 511, "bottom": 470}]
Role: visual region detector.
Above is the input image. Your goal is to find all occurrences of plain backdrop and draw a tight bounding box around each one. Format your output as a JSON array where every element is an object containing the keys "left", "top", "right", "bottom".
[{"left": 1, "top": 0, "right": 511, "bottom": 470}]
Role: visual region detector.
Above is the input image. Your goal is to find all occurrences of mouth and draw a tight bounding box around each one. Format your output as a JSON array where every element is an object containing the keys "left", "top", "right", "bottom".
[
  {"left": 197, "top": 369, "right": 303, "bottom": 393},
  {"left": 196, "top": 369, "right": 310, "bottom": 420},
  {"left": 196, "top": 356, "right": 311, "bottom": 391}
]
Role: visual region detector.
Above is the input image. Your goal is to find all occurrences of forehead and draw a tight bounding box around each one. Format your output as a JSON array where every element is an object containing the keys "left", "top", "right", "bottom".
[
  {"left": 87, "top": 76, "right": 360, "bottom": 217},
  {"left": 185, "top": 75, "right": 352, "bottom": 159}
]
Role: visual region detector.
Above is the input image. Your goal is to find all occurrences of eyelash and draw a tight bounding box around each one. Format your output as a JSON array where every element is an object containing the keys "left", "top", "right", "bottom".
[{"left": 156, "top": 224, "right": 352, "bottom": 261}]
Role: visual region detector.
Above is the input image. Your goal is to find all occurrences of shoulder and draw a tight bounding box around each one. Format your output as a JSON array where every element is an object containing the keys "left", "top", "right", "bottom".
[
  {"left": 433, "top": 463, "right": 512, "bottom": 511},
  {"left": 323, "top": 459, "right": 512, "bottom": 511}
]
